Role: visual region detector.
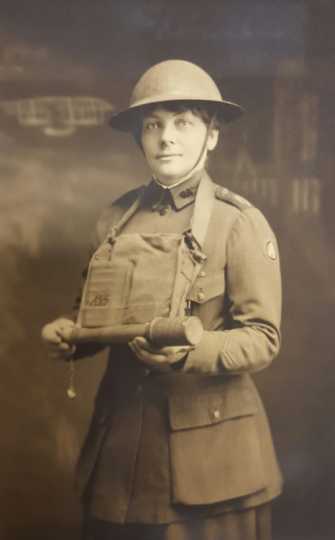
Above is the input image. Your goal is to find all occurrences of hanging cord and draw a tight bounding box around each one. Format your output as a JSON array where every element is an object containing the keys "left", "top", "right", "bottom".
[{"left": 67, "top": 358, "right": 77, "bottom": 399}]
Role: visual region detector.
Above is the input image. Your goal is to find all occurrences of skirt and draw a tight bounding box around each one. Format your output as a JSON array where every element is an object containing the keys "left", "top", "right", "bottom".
[{"left": 83, "top": 504, "right": 272, "bottom": 540}]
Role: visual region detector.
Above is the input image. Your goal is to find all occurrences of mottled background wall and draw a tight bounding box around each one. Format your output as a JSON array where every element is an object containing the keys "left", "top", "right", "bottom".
[{"left": 0, "top": 1, "right": 334, "bottom": 539}]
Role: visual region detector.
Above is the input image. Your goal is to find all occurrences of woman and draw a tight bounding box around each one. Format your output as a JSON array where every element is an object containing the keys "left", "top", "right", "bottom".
[{"left": 42, "top": 60, "right": 282, "bottom": 540}]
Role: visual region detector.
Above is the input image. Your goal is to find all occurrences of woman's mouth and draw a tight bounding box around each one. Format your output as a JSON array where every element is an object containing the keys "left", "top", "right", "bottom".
[{"left": 156, "top": 154, "right": 181, "bottom": 160}]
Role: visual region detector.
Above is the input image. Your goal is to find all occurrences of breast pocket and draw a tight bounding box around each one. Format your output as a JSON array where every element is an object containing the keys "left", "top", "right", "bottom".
[
  {"left": 168, "top": 382, "right": 266, "bottom": 505},
  {"left": 187, "top": 271, "right": 226, "bottom": 327}
]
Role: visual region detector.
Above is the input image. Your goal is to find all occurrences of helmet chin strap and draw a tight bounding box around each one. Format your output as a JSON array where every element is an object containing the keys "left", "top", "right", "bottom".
[{"left": 153, "top": 120, "right": 213, "bottom": 188}]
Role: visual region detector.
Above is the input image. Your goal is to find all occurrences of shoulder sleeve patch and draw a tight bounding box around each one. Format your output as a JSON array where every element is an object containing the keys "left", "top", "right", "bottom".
[{"left": 214, "top": 186, "right": 252, "bottom": 211}]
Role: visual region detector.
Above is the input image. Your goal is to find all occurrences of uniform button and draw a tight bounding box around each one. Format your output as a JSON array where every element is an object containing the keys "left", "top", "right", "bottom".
[
  {"left": 197, "top": 290, "right": 205, "bottom": 301},
  {"left": 144, "top": 369, "right": 150, "bottom": 377},
  {"left": 199, "top": 270, "right": 206, "bottom": 278},
  {"left": 180, "top": 188, "right": 194, "bottom": 199},
  {"left": 159, "top": 206, "right": 169, "bottom": 215},
  {"left": 136, "top": 384, "right": 143, "bottom": 394},
  {"left": 213, "top": 409, "right": 220, "bottom": 420}
]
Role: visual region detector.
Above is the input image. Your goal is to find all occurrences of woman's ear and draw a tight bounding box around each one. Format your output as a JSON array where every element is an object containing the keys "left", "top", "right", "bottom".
[{"left": 207, "top": 127, "right": 219, "bottom": 152}]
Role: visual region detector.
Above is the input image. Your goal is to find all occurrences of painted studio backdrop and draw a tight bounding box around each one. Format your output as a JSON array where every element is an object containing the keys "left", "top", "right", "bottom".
[{"left": 0, "top": 2, "right": 334, "bottom": 539}]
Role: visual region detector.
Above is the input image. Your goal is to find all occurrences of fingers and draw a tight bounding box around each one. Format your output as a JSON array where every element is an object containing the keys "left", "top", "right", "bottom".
[
  {"left": 129, "top": 338, "right": 165, "bottom": 362},
  {"left": 158, "top": 345, "right": 194, "bottom": 357},
  {"left": 56, "top": 320, "right": 75, "bottom": 342},
  {"left": 41, "top": 319, "right": 74, "bottom": 343},
  {"left": 41, "top": 325, "right": 61, "bottom": 345},
  {"left": 46, "top": 342, "right": 76, "bottom": 361},
  {"left": 130, "top": 337, "right": 159, "bottom": 354},
  {"left": 41, "top": 318, "right": 76, "bottom": 361},
  {"left": 130, "top": 338, "right": 193, "bottom": 356},
  {"left": 129, "top": 338, "right": 168, "bottom": 370},
  {"left": 129, "top": 337, "right": 193, "bottom": 369}
]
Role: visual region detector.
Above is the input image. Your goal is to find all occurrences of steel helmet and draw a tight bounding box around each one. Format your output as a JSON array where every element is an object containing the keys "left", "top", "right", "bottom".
[{"left": 110, "top": 59, "right": 243, "bottom": 131}]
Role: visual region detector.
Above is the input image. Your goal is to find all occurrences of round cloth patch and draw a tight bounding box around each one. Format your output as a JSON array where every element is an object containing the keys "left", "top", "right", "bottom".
[{"left": 266, "top": 240, "right": 277, "bottom": 260}]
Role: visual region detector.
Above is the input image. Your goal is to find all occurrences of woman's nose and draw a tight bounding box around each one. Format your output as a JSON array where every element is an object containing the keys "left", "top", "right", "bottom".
[{"left": 160, "top": 122, "right": 176, "bottom": 145}]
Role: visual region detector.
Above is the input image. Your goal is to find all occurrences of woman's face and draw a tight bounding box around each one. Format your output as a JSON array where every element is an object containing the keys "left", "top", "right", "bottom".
[{"left": 140, "top": 107, "right": 218, "bottom": 186}]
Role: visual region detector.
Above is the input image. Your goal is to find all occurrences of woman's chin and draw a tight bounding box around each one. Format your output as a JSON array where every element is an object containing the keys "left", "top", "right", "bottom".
[{"left": 153, "top": 168, "right": 188, "bottom": 185}]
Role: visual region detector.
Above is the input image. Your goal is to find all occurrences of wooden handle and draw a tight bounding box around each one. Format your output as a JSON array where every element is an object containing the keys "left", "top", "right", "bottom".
[{"left": 66, "top": 317, "right": 203, "bottom": 347}]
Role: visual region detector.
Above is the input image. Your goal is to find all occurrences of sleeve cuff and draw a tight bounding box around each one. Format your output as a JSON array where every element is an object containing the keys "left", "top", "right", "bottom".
[{"left": 182, "top": 331, "right": 227, "bottom": 375}]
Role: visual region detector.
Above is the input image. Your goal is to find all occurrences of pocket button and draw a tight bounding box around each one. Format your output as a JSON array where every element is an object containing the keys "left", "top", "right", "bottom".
[{"left": 197, "top": 290, "right": 205, "bottom": 301}]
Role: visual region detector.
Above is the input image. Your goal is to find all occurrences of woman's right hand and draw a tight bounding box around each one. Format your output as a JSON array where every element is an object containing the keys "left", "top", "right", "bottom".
[{"left": 41, "top": 317, "right": 76, "bottom": 360}]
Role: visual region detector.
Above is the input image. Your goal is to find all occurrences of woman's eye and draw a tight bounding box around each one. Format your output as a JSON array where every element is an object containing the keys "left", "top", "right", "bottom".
[
  {"left": 176, "top": 118, "right": 190, "bottom": 128},
  {"left": 144, "top": 121, "right": 159, "bottom": 130}
]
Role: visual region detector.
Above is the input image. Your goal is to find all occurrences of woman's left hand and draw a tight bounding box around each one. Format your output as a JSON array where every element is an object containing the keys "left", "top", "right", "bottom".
[{"left": 129, "top": 337, "right": 194, "bottom": 372}]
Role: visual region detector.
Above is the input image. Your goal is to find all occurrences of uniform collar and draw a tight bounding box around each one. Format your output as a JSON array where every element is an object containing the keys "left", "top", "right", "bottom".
[{"left": 146, "top": 170, "right": 204, "bottom": 211}]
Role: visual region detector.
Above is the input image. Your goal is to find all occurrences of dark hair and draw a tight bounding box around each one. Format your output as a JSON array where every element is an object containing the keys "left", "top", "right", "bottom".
[{"left": 132, "top": 100, "right": 220, "bottom": 143}]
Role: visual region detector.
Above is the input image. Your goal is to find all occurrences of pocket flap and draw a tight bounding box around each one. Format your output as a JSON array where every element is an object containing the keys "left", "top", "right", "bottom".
[
  {"left": 188, "top": 271, "right": 225, "bottom": 304},
  {"left": 169, "top": 385, "right": 257, "bottom": 431}
]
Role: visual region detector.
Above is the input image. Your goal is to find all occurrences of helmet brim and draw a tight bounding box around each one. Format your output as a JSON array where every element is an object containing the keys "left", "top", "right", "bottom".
[{"left": 109, "top": 98, "right": 244, "bottom": 132}]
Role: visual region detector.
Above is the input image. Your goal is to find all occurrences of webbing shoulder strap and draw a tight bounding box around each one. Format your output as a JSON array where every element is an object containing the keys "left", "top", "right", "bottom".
[
  {"left": 107, "top": 185, "right": 146, "bottom": 240},
  {"left": 189, "top": 172, "right": 216, "bottom": 249}
]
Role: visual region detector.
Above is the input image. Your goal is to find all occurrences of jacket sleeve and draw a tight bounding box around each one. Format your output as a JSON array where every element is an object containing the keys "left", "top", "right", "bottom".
[{"left": 183, "top": 206, "right": 282, "bottom": 375}]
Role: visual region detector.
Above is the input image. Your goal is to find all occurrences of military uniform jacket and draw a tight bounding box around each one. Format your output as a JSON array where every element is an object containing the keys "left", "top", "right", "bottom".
[{"left": 73, "top": 171, "right": 283, "bottom": 525}]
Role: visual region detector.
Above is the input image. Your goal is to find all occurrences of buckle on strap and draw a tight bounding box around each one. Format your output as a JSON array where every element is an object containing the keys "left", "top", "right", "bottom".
[{"left": 184, "top": 230, "right": 207, "bottom": 264}]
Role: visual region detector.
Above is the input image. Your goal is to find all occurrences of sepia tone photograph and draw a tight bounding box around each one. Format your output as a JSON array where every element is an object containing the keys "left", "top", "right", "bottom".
[{"left": 0, "top": 1, "right": 334, "bottom": 539}]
